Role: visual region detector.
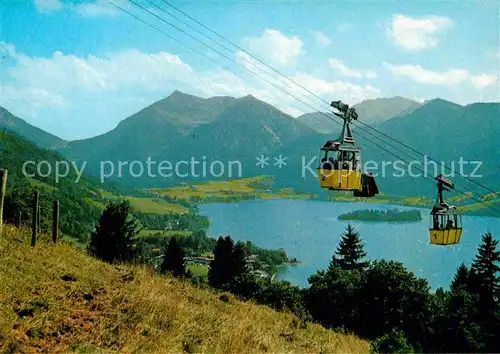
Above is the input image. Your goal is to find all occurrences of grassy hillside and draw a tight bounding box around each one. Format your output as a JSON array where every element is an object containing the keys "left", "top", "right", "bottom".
[
  {"left": 148, "top": 176, "right": 315, "bottom": 203},
  {"left": 0, "top": 130, "right": 104, "bottom": 240},
  {"left": 95, "top": 190, "right": 190, "bottom": 214},
  {"left": 0, "top": 225, "right": 369, "bottom": 353}
]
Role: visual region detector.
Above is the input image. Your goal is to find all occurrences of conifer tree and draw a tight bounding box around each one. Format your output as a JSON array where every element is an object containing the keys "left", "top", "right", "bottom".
[
  {"left": 161, "top": 237, "right": 185, "bottom": 277},
  {"left": 208, "top": 236, "right": 234, "bottom": 288},
  {"left": 231, "top": 241, "right": 249, "bottom": 279},
  {"left": 471, "top": 233, "right": 500, "bottom": 312},
  {"left": 89, "top": 200, "right": 139, "bottom": 263},
  {"left": 470, "top": 232, "right": 500, "bottom": 352},
  {"left": 451, "top": 263, "right": 470, "bottom": 292},
  {"left": 328, "top": 224, "right": 368, "bottom": 271}
]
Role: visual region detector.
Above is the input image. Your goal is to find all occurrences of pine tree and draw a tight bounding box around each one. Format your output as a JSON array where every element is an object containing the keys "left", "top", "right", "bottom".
[
  {"left": 471, "top": 233, "right": 500, "bottom": 308},
  {"left": 328, "top": 224, "right": 368, "bottom": 271},
  {"left": 89, "top": 200, "right": 139, "bottom": 263},
  {"left": 470, "top": 232, "right": 500, "bottom": 352},
  {"left": 160, "top": 237, "right": 185, "bottom": 277},
  {"left": 208, "top": 236, "right": 234, "bottom": 288},
  {"left": 451, "top": 263, "right": 470, "bottom": 292},
  {"left": 231, "top": 241, "right": 249, "bottom": 279}
]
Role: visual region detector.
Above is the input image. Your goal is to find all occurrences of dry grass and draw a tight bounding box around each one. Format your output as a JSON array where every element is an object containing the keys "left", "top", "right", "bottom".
[
  {"left": 126, "top": 197, "right": 189, "bottom": 214},
  {"left": 0, "top": 225, "right": 369, "bottom": 353},
  {"left": 148, "top": 176, "right": 313, "bottom": 203},
  {"left": 137, "top": 229, "right": 192, "bottom": 238}
]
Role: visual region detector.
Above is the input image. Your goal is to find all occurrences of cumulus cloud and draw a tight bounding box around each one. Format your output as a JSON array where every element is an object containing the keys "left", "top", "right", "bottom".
[
  {"left": 232, "top": 51, "right": 380, "bottom": 112},
  {"left": 389, "top": 14, "right": 452, "bottom": 50},
  {"left": 33, "top": 0, "right": 63, "bottom": 13},
  {"left": 384, "top": 62, "right": 498, "bottom": 88},
  {"left": 328, "top": 59, "right": 378, "bottom": 79},
  {"left": 74, "top": 0, "right": 119, "bottom": 17},
  {"left": 291, "top": 73, "right": 381, "bottom": 104},
  {"left": 0, "top": 41, "right": 383, "bottom": 137},
  {"left": 311, "top": 31, "right": 331, "bottom": 48},
  {"left": 2, "top": 86, "right": 67, "bottom": 109},
  {"left": 243, "top": 29, "right": 303, "bottom": 66},
  {"left": 336, "top": 23, "right": 352, "bottom": 33},
  {"left": 470, "top": 73, "right": 498, "bottom": 88},
  {"left": 33, "top": 0, "right": 119, "bottom": 17},
  {"left": 2, "top": 43, "right": 195, "bottom": 95}
]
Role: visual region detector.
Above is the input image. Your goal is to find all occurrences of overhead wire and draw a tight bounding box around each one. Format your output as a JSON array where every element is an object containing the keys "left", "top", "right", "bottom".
[
  {"left": 106, "top": 0, "right": 500, "bottom": 216},
  {"left": 162, "top": 0, "right": 499, "bottom": 199},
  {"left": 153, "top": 0, "right": 500, "bottom": 216}
]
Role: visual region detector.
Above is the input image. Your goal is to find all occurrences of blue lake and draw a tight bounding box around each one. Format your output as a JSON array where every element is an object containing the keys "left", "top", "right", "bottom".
[{"left": 200, "top": 199, "right": 500, "bottom": 290}]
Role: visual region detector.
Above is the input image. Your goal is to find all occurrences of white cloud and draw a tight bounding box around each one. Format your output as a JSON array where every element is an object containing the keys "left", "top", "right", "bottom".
[
  {"left": 2, "top": 86, "right": 67, "bottom": 110},
  {"left": 2, "top": 43, "right": 195, "bottom": 94},
  {"left": 33, "top": 0, "right": 63, "bottom": 13},
  {"left": 74, "top": 0, "right": 119, "bottom": 17},
  {"left": 470, "top": 74, "right": 498, "bottom": 88},
  {"left": 232, "top": 51, "right": 380, "bottom": 113},
  {"left": 1, "top": 42, "right": 383, "bottom": 137},
  {"left": 312, "top": 31, "right": 331, "bottom": 48},
  {"left": 336, "top": 23, "right": 352, "bottom": 33},
  {"left": 389, "top": 14, "right": 452, "bottom": 50},
  {"left": 384, "top": 62, "right": 498, "bottom": 88},
  {"left": 32, "top": 0, "right": 119, "bottom": 17},
  {"left": 0, "top": 42, "right": 16, "bottom": 58},
  {"left": 243, "top": 29, "right": 303, "bottom": 66},
  {"left": 291, "top": 73, "right": 381, "bottom": 105},
  {"left": 328, "top": 58, "right": 378, "bottom": 79},
  {"left": 365, "top": 71, "right": 378, "bottom": 79}
]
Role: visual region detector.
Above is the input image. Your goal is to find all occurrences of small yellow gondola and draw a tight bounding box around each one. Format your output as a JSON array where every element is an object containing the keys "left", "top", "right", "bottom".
[
  {"left": 317, "top": 100, "right": 378, "bottom": 198},
  {"left": 429, "top": 175, "right": 463, "bottom": 245}
]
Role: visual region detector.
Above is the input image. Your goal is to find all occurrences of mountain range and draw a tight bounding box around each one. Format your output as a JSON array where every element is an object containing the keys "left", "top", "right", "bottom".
[
  {"left": 1, "top": 91, "right": 498, "bottom": 197},
  {"left": 296, "top": 96, "right": 422, "bottom": 133},
  {"left": 0, "top": 106, "right": 66, "bottom": 149}
]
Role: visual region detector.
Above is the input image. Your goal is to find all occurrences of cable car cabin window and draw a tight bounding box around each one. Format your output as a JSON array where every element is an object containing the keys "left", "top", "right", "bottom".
[
  {"left": 430, "top": 214, "right": 461, "bottom": 230},
  {"left": 319, "top": 150, "right": 360, "bottom": 171},
  {"left": 319, "top": 151, "right": 340, "bottom": 170},
  {"left": 340, "top": 151, "right": 353, "bottom": 170}
]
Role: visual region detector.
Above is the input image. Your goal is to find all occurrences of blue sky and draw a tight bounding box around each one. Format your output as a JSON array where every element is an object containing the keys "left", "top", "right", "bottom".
[{"left": 1, "top": 0, "right": 499, "bottom": 140}]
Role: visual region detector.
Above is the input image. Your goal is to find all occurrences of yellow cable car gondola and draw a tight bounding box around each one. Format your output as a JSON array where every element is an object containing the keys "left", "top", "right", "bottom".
[
  {"left": 429, "top": 174, "right": 463, "bottom": 245},
  {"left": 317, "top": 100, "right": 378, "bottom": 197}
]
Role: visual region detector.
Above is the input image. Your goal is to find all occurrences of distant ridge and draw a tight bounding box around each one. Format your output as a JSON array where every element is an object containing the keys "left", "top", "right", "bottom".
[
  {"left": 296, "top": 96, "right": 422, "bottom": 133},
  {"left": 0, "top": 107, "right": 66, "bottom": 149},
  {"left": 3, "top": 90, "right": 497, "bottom": 196},
  {"left": 58, "top": 90, "right": 314, "bottom": 185}
]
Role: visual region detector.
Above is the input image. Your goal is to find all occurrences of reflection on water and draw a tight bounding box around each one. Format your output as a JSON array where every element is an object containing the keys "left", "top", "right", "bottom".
[{"left": 200, "top": 199, "right": 500, "bottom": 289}]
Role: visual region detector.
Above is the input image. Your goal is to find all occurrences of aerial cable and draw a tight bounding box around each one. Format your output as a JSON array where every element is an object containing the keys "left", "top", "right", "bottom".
[
  {"left": 154, "top": 1, "right": 500, "bottom": 213},
  {"left": 115, "top": 0, "right": 339, "bottom": 113},
  {"left": 161, "top": 0, "right": 499, "bottom": 198},
  {"left": 106, "top": 0, "right": 500, "bottom": 216},
  {"left": 138, "top": 1, "right": 447, "bottom": 169},
  {"left": 103, "top": 0, "right": 235, "bottom": 72}
]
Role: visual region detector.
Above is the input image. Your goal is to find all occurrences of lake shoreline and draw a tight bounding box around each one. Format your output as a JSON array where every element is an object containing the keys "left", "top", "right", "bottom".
[
  {"left": 196, "top": 195, "right": 498, "bottom": 218},
  {"left": 200, "top": 199, "right": 500, "bottom": 290},
  {"left": 337, "top": 208, "right": 423, "bottom": 223}
]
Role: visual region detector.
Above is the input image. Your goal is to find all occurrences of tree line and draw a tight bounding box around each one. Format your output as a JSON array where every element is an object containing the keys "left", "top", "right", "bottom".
[
  {"left": 89, "top": 201, "right": 500, "bottom": 353},
  {"left": 338, "top": 209, "right": 423, "bottom": 222}
]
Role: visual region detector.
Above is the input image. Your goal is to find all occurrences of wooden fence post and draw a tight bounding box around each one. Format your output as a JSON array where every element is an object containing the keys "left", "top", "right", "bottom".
[
  {"left": 52, "top": 200, "right": 59, "bottom": 243},
  {"left": 17, "top": 210, "right": 21, "bottom": 227},
  {"left": 37, "top": 204, "right": 41, "bottom": 234},
  {"left": 0, "top": 168, "right": 7, "bottom": 234},
  {"left": 32, "top": 190, "right": 39, "bottom": 247}
]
